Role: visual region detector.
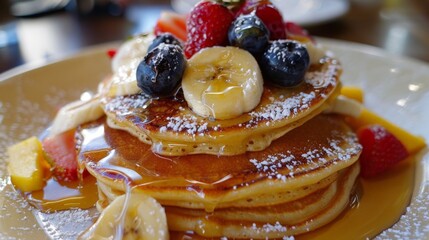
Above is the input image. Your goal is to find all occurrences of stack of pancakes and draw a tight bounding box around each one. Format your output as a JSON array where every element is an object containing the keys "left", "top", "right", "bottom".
[{"left": 77, "top": 57, "right": 362, "bottom": 238}]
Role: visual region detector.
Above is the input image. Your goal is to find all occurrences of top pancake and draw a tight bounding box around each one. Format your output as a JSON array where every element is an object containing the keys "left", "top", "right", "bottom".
[{"left": 100, "top": 57, "right": 342, "bottom": 156}]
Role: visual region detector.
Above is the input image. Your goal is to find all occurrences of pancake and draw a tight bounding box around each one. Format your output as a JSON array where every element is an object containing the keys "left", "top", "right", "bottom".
[
  {"left": 100, "top": 57, "right": 342, "bottom": 156},
  {"left": 78, "top": 114, "right": 361, "bottom": 212},
  {"left": 165, "top": 163, "right": 359, "bottom": 239}
]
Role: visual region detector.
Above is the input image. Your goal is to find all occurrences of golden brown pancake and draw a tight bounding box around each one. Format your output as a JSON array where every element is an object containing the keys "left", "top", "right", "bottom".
[
  {"left": 78, "top": 114, "right": 361, "bottom": 211},
  {"left": 100, "top": 57, "right": 342, "bottom": 156}
]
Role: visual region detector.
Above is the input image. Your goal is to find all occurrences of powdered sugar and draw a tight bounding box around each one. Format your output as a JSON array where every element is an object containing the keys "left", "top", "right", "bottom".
[
  {"left": 249, "top": 132, "right": 362, "bottom": 182},
  {"left": 161, "top": 115, "right": 208, "bottom": 135},
  {"left": 249, "top": 91, "right": 316, "bottom": 124}
]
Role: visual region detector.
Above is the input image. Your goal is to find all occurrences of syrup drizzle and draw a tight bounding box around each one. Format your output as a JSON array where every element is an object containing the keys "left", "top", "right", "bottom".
[{"left": 27, "top": 116, "right": 415, "bottom": 239}]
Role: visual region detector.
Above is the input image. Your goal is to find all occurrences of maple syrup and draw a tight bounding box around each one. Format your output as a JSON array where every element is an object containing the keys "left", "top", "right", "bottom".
[
  {"left": 26, "top": 175, "right": 98, "bottom": 211},
  {"left": 27, "top": 115, "right": 415, "bottom": 238}
]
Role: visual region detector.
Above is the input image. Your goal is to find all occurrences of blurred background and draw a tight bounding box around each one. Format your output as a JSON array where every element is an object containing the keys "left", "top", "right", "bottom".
[{"left": 0, "top": 0, "right": 429, "bottom": 73}]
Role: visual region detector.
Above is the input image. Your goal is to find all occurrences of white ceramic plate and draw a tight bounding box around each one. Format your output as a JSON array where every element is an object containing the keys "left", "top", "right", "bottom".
[
  {"left": 0, "top": 39, "right": 428, "bottom": 239},
  {"left": 171, "top": 0, "right": 349, "bottom": 26}
]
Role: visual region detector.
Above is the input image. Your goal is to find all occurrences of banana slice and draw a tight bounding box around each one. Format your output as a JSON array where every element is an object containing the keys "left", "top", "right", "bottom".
[
  {"left": 182, "top": 46, "right": 264, "bottom": 120},
  {"left": 79, "top": 192, "right": 168, "bottom": 240},
  {"left": 107, "top": 34, "right": 155, "bottom": 97},
  {"left": 112, "top": 33, "right": 155, "bottom": 73},
  {"left": 49, "top": 96, "right": 104, "bottom": 136}
]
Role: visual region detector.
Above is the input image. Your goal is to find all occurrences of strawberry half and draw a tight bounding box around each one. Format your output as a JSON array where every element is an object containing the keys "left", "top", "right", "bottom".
[
  {"left": 154, "top": 11, "right": 187, "bottom": 42},
  {"left": 184, "top": 1, "right": 234, "bottom": 58},
  {"left": 42, "top": 129, "right": 79, "bottom": 182},
  {"left": 357, "top": 125, "right": 409, "bottom": 178},
  {"left": 236, "top": 0, "right": 286, "bottom": 40}
]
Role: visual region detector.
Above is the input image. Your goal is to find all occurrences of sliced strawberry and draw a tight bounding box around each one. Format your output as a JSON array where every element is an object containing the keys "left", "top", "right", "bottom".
[
  {"left": 357, "top": 125, "right": 409, "bottom": 178},
  {"left": 184, "top": 1, "right": 234, "bottom": 58},
  {"left": 236, "top": 0, "right": 286, "bottom": 40},
  {"left": 42, "top": 129, "right": 79, "bottom": 182},
  {"left": 285, "top": 21, "right": 314, "bottom": 42},
  {"left": 154, "top": 11, "right": 187, "bottom": 42}
]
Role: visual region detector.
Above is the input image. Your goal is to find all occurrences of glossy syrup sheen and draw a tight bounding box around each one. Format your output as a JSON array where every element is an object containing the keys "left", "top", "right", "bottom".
[
  {"left": 26, "top": 175, "right": 98, "bottom": 211},
  {"left": 75, "top": 115, "right": 415, "bottom": 239},
  {"left": 167, "top": 160, "right": 415, "bottom": 239},
  {"left": 78, "top": 115, "right": 361, "bottom": 197}
]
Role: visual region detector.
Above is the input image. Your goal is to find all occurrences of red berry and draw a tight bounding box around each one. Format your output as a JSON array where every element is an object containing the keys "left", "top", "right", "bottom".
[
  {"left": 184, "top": 1, "right": 234, "bottom": 58},
  {"left": 42, "top": 129, "right": 79, "bottom": 182},
  {"left": 154, "top": 11, "right": 187, "bottom": 42},
  {"left": 357, "top": 125, "right": 409, "bottom": 178},
  {"left": 106, "top": 49, "right": 117, "bottom": 59},
  {"left": 236, "top": 0, "right": 286, "bottom": 40},
  {"left": 285, "top": 21, "right": 314, "bottom": 42}
]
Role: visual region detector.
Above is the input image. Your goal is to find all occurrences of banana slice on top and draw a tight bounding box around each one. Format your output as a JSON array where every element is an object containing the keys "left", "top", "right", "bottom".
[
  {"left": 182, "top": 46, "right": 264, "bottom": 120},
  {"left": 79, "top": 192, "right": 168, "bottom": 240}
]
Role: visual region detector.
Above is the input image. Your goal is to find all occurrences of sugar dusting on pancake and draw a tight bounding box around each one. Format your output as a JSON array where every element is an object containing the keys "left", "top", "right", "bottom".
[{"left": 100, "top": 57, "right": 342, "bottom": 156}]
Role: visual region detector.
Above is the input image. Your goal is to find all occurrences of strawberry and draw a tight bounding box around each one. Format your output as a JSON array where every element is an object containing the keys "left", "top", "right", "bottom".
[
  {"left": 184, "top": 1, "right": 234, "bottom": 58},
  {"left": 236, "top": 0, "right": 286, "bottom": 40},
  {"left": 357, "top": 125, "right": 409, "bottom": 178},
  {"left": 154, "top": 11, "right": 187, "bottom": 42},
  {"left": 42, "top": 129, "right": 79, "bottom": 182},
  {"left": 285, "top": 21, "right": 314, "bottom": 42}
]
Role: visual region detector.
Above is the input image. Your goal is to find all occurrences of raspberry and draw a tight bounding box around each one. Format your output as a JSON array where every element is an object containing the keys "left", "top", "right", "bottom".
[
  {"left": 357, "top": 125, "right": 409, "bottom": 178},
  {"left": 184, "top": 1, "right": 234, "bottom": 58},
  {"left": 236, "top": 0, "right": 286, "bottom": 40}
]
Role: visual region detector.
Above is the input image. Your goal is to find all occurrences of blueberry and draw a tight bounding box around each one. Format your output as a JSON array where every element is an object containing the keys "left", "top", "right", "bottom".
[
  {"left": 259, "top": 40, "right": 310, "bottom": 87},
  {"left": 147, "top": 33, "right": 183, "bottom": 53},
  {"left": 136, "top": 44, "right": 186, "bottom": 98},
  {"left": 228, "top": 14, "right": 270, "bottom": 56}
]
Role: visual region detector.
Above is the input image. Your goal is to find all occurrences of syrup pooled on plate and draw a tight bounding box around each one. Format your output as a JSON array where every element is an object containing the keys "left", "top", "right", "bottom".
[{"left": 26, "top": 175, "right": 98, "bottom": 212}]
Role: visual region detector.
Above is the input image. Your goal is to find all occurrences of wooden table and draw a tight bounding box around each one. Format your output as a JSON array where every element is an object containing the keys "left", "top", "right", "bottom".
[{"left": 1, "top": 0, "right": 429, "bottom": 74}]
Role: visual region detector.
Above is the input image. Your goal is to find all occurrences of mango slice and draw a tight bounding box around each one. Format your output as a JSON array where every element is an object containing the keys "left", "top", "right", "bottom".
[
  {"left": 340, "top": 86, "right": 425, "bottom": 154},
  {"left": 346, "top": 108, "right": 426, "bottom": 155},
  {"left": 341, "top": 86, "right": 364, "bottom": 103},
  {"left": 7, "top": 137, "right": 50, "bottom": 192}
]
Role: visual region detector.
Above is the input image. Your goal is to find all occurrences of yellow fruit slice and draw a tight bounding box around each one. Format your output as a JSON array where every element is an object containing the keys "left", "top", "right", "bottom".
[
  {"left": 341, "top": 86, "right": 364, "bottom": 103},
  {"left": 338, "top": 86, "right": 424, "bottom": 154},
  {"left": 7, "top": 137, "right": 49, "bottom": 192},
  {"left": 346, "top": 108, "right": 426, "bottom": 154}
]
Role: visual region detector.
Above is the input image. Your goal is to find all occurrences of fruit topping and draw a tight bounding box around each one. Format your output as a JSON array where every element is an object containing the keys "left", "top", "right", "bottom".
[
  {"left": 79, "top": 192, "right": 168, "bottom": 240},
  {"left": 259, "top": 40, "right": 310, "bottom": 87},
  {"left": 148, "top": 33, "right": 183, "bottom": 53},
  {"left": 184, "top": 1, "right": 234, "bottom": 58},
  {"left": 154, "top": 11, "right": 187, "bottom": 41},
  {"left": 136, "top": 44, "right": 186, "bottom": 98},
  {"left": 42, "top": 129, "right": 79, "bottom": 182},
  {"left": 182, "top": 46, "right": 263, "bottom": 120},
  {"left": 357, "top": 125, "right": 409, "bottom": 178},
  {"left": 346, "top": 107, "right": 426, "bottom": 155},
  {"left": 341, "top": 86, "right": 364, "bottom": 103},
  {"left": 106, "top": 49, "right": 117, "bottom": 59},
  {"left": 228, "top": 13, "right": 270, "bottom": 56},
  {"left": 7, "top": 137, "right": 50, "bottom": 192},
  {"left": 236, "top": 0, "right": 286, "bottom": 40},
  {"left": 285, "top": 21, "right": 313, "bottom": 42},
  {"left": 49, "top": 97, "right": 104, "bottom": 136}
]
